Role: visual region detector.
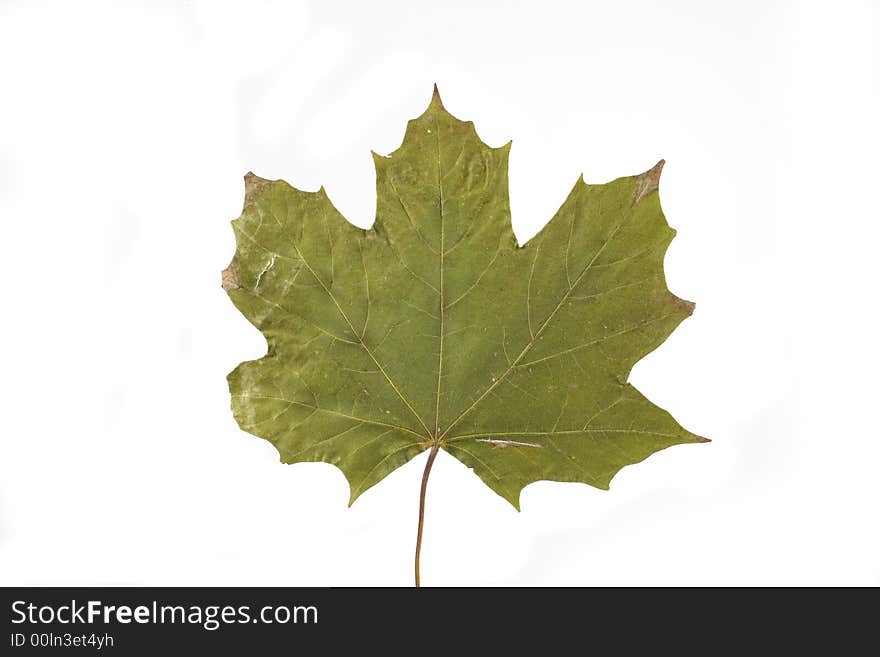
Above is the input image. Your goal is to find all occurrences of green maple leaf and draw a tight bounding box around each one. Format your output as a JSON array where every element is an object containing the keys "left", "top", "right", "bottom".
[{"left": 222, "top": 87, "right": 707, "bottom": 583}]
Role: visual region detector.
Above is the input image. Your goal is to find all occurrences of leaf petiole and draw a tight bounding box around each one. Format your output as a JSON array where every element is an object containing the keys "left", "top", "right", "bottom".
[{"left": 414, "top": 442, "right": 440, "bottom": 587}]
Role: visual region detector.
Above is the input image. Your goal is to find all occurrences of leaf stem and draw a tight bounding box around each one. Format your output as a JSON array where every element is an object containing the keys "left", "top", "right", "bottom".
[{"left": 414, "top": 443, "right": 440, "bottom": 587}]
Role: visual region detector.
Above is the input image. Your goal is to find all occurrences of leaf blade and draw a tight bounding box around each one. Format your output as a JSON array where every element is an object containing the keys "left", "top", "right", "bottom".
[{"left": 224, "top": 89, "right": 706, "bottom": 507}]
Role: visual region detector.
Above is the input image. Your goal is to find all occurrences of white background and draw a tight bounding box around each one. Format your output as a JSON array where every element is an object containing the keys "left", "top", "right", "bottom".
[{"left": 1, "top": 0, "right": 878, "bottom": 586}]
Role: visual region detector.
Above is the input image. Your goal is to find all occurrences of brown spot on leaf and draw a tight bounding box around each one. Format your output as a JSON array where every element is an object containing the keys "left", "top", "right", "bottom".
[
  {"left": 633, "top": 159, "right": 665, "bottom": 205},
  {"left": 667, "top": 293, "right": 696, "bottom": 316},
  {"left": 244, "top": 171, "right": 273, "bottom": 207},
  {"left": 221, "top": 255, "right": 241, "bottom": 292}
]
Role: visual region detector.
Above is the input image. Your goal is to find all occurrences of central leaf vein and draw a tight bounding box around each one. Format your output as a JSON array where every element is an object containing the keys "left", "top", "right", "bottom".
[{"left": 433, "top": 114, "right": 446, "bottom": 437}]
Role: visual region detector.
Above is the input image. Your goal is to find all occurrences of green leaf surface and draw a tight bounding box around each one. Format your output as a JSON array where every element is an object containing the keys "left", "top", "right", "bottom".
[{"left": 223, "top": 88, "right": 707, "bottom": 510}]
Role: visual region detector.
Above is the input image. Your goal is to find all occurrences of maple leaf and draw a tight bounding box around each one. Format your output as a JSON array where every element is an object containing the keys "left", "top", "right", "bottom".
[{"left": 222, "top": 86, "right": 707, "bottom": 584}]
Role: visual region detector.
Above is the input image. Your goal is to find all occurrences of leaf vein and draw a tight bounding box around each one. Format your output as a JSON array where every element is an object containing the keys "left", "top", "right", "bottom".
[{"left": 233, "top": 394, "right": 425, "bottom": 439}]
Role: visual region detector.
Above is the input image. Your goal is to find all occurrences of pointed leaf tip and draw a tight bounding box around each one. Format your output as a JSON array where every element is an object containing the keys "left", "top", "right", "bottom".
[
  {"left": 667, "top": 294, "right": 696, "bottom": 316},
  {"left": 431, "top": 83, "right": 444, "bottom": 109},
  {"left": 633, "top": 159, "right": 665, "bottom": 205}
]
